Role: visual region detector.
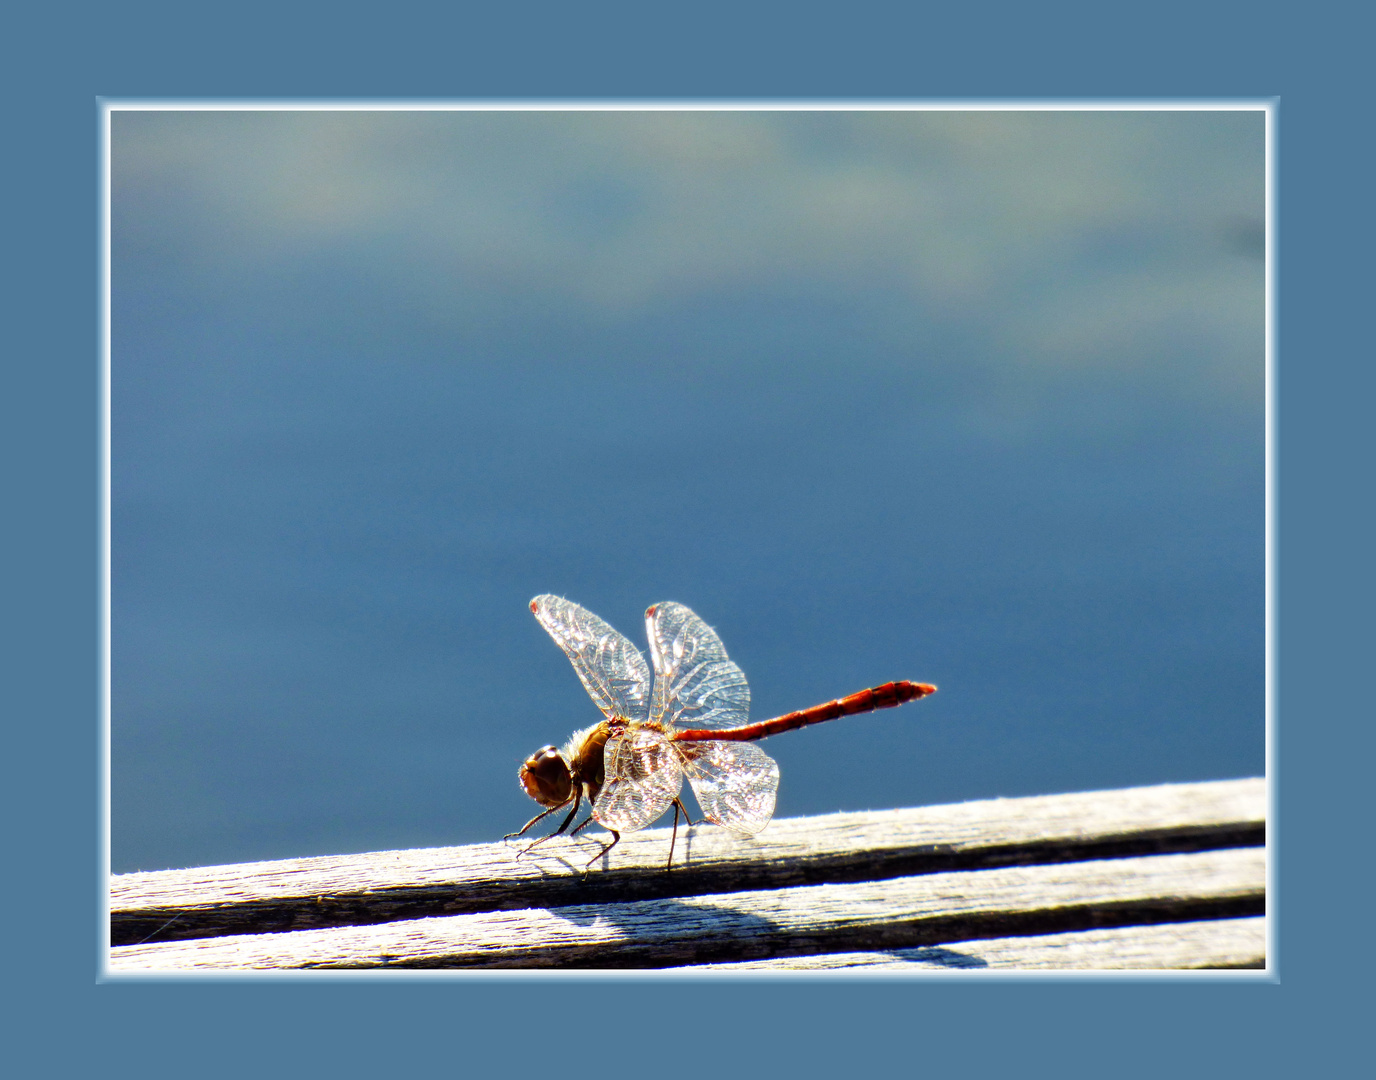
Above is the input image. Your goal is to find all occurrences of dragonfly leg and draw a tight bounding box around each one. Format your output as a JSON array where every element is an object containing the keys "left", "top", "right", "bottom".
[
  {"left": 673, "top": 797, "right": 702, "bottom": 827},
  {"left": 583, "top": 829, "right": 621, "bottom": 870},
  {"left": 567, "top": 806, "right": 638, "bottom": 865},
  {"left": 514, "top": 791, "right": 583, "bottom": 858},
  {"left": 503, "top": 800, "right": 569, "bottom": 842},
  {"left": 665, "top": 802, "right": 680, "bottom": 871},
  {"left": 568, "top": 811, "right": 599, "bottom": 836},
  {"left": 664, "top": 797, "right": 700, "bottom": 871}
]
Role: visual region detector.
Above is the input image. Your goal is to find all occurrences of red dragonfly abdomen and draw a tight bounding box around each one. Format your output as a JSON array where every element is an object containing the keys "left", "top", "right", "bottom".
[{"left": 672, "top": 679, "right": 937, "bottom": 743}]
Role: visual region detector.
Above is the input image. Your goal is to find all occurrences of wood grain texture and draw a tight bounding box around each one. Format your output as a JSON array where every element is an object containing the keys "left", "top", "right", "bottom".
[
  {"left": 109, "top": 846, "right": 1264, "bottom": 971},
  {"left": 673, "top": 917, "right": 1266, "bottom": 971},
  {"left": 111, "top": 777, "right": 1264, "bottom": 946}
]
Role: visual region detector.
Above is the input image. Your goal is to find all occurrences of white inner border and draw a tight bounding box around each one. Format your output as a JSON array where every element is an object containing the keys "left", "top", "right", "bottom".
[{"left": 99, "top": 98, "right": 1276, "bottom": 983}]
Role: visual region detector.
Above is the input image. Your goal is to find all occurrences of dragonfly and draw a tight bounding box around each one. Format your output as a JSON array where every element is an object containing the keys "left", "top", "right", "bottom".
[{"left": 507, "top": 595, "right": 937, "bottom": 869}]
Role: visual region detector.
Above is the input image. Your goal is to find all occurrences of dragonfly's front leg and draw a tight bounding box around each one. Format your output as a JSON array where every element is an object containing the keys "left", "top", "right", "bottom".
[
  {"left": 512, "top": 790, "right": 584, "bottom": 858},
  {"left": 503, "top": 801, "right": 568, "bottom": 841}
]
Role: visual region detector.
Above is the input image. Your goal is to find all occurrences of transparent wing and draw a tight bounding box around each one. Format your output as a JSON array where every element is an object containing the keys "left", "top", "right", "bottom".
[
  {"left": 645, "top": 601, "right": 750, "bottom": 732},
  {"left": 592, "top": 725, "right": 683, "bottom": 832},
  {"left": 680, "top": 741, "right": 779, "bottom": 836},
  {"left": 531, "top": 595, "right": 651, "bottom": 723}
]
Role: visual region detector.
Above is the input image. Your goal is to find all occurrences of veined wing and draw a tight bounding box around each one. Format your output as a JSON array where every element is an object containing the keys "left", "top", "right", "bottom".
[
  {"left": 593, "top": 725, "right": 683, "bottom": 832},
  {"left": 680, "top": 741, "right": 779, "bottom": 836},
  {"left": 531, "top": 595, "right": 651, "bottom": 723},
  {"left": 645, "top": 602, "right": 750, "bottom": 732}
]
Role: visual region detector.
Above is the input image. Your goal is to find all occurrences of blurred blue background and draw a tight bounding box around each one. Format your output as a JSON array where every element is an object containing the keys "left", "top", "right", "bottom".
[{"left": 111, "top": 109, "right": 1263, "bottom": 873}]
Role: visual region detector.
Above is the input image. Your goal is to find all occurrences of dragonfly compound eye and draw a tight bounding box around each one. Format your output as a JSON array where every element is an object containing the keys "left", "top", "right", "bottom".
[{"left": 519, "top": 746, "right": 573, "bottom": 807}]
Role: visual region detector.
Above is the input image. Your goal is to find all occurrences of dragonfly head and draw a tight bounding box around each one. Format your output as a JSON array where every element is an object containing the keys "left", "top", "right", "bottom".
[{"left": 519, "top": 745, "right": 574, "bottom": 807}]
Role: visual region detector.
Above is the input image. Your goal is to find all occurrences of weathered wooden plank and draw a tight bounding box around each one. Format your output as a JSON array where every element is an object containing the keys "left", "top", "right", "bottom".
[
  {"left": 111, "top": 777, "right": 1264, "bottom": 945},
  {"left": 675, "top": 916, "right": 1266, "bottom": 971},
  {"left": 109, "top": 846, "right": 1264, "bottom": 971}
]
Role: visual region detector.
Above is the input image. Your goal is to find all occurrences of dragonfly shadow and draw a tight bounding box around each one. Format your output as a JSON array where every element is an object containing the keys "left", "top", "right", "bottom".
[
  {"left": 541, "top": 900, "right": 995, "bottom": 969},
  {"left": 544, "top": 893, "right": 791, "bottom": 971},
  {"left": 548, "top": 892, "right": 777, "bottom": 934},
  {"left": 882, "top": 946, "right": 990, "bottom": 969}
]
